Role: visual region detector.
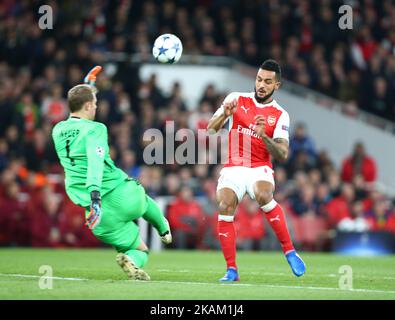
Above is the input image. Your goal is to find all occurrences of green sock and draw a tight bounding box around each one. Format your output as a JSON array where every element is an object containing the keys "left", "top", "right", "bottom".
[
  {"left": 125, "top": 249, "right": 148, "bottom": 268},
  {"left": 142, "top": 196, "right": 169, "bottom": 235}
]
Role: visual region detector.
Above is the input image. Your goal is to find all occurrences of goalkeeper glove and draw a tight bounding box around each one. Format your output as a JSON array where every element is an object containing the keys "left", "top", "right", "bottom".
[
  {"left": 84, "top": 66, "right": 102, "bottom": 87},
  {"left": 86, "top": 190, "right": 102, "bottom": 230}
]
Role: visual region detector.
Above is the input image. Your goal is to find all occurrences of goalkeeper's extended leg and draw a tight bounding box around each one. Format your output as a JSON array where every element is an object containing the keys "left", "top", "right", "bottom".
[
  {"left": 142, "top": 195, "right": 172, "bottom": 244},
  {"left": 91, "top": 180, "right": 154, "bottom": 280},
  {"left": 116, "top": 240, "right": 151, "bottom": 281},
  {"left": 92, "top": 209, "right": 151, "bottom": 281}
]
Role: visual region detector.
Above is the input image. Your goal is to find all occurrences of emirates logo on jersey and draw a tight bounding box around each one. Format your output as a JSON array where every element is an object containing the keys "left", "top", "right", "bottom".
[{"left": 267, "top": 115, "right": 277, "bottom": 126}]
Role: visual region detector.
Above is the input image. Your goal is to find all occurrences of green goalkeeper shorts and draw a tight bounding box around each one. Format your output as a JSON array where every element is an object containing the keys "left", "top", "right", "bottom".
[{"left": 85, "top": 178, "right": 148, "bottom": 253}]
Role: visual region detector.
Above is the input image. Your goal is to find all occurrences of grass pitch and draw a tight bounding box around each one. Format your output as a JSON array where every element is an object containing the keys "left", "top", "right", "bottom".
[{"left": 0, "top": 248, "right": 394, "bottom": 300}]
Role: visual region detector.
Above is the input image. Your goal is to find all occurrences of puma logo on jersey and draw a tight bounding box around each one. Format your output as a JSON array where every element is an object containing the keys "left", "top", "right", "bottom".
[
  {"left": 270, "top": 215, "right": 280, "bottom": 222},
  {"left": 241, "top": 106, "right": 249, "bottom": 114},
  {"left": 219, "top": 232, "right": 229, "bottom": 238}
]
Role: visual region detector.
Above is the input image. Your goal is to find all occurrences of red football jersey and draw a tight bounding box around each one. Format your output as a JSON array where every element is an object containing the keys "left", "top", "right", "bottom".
[{"left": 214, "top": 92, "right": 290, "bottom": 168}]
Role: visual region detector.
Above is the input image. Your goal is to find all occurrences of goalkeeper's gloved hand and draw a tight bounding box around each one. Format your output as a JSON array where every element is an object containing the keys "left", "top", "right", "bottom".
[
  {"left": 84, "top": 66, "right": 102, "bottom": 87},
  {"left": 86, "top": 190, "right": 102, "bottom": 230}
]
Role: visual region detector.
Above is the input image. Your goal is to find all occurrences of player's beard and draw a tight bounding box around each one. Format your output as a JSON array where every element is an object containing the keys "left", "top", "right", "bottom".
[{"left": 254, "top": 87, "right": 274, "bottom": 104}]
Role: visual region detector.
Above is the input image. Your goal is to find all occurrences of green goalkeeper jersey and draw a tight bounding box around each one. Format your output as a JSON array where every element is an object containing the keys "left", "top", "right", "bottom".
[{"left": 52, "top": 117, "right": 128, "bottom": 207}]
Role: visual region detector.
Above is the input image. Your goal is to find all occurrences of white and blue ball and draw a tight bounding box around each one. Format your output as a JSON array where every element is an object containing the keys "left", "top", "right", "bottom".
[{"left": 152, "top": 33, "right": 183, "bottom": 64}]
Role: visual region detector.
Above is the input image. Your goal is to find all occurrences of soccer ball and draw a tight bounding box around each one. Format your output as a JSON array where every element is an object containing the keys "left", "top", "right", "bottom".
[{"left": 152, "top": 34, "right": 183, "bottom": 64}]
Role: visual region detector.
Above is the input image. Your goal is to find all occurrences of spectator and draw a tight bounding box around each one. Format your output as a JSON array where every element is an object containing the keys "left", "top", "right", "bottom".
[
  {"left": 337, "top": 200, "right": 370, "bottom": 233},
  {"left": 290, "top": 183, "right": 319, "bottom": 217},
  {"left": 58, "top": 199, "right": 101, "bottom": 247},
  {"left": 167, "top": 186, "right": 206, "bottom": 249},
  {"left": 286, "top": 150, "right": 314, "bottom": 178},
  {"left": 14, "top": 92, "right": 39, "bottom": 139},
  {"left": 289, "top": 123, "right": 317, "bottom": 165},
  {"left": 315, "top": 183, "right": 331, "bottom": 216},
  {"left": 138, "top": 166, "right": 163, "bottom": 197},
  {"left": 316, "top": 150, "right": 335, "bottom": 176},
  {"left": 325, "top": 183, "right": 355, "bottom": 229},
  {"left": 232, "top": 199, "right": 265, "bottom": 251},
  {"left": 0, "top": 181, "right": 28, "bottom": 246},
  {"left": 119, "top": 150, "right": 141, "bottom": 178},
  {"left": 161, "top": 173, "right": 181, "bottom": 196},
  {"left": 272, "top": 166, "right": 291, "bottom": 204},
  {"left": 41, "top": 84, "right": 68, "bottom": 125},
  {"left": 338, "top": 69, "right": 361, "bottom": 103},
  {"left": 352, "top": 174, "right": 369, "bottom": 200},
  {"left": 188, "top": 100, "right": 213, "bottom": 133},
  {"left": 326, "top": 169, "right": 342, "bottom": 198},
  {"left": 23, "top": 129, "right": 56, "bottom": 172},
  {"left": 27, "top": 185, "right": 62, "bottom": 247},
  {"left": 5, "top": 126, "right": 24, "bottom": 159},
  {"left": 0, "top": 138, "right": 9, "bottom": 172},
  {"left": 370, "top": 77, "right": 393, "bottom": 118},
  {"left": 341, "top": 142, "right": 377, "bottom": 184},
  {"left": 199, "top": 84, "right": 218, "bottom": 107},
  {"left": 365, "top": 199, "right": 395, "bottom": 233}
]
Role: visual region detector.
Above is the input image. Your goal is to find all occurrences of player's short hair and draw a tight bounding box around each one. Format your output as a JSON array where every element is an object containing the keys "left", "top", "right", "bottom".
[
  {"left": 67, "top": 84, "right": 96, "bottom": 112},
  {"left": 260, "top": 59, "right": 281, "bottom": 81}
]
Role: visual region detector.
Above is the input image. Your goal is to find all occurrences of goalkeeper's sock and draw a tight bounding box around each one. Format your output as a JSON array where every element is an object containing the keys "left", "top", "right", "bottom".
[
  {"left": 217, "top": 215, "right": 237, "bottom": 270},
  {"left": 142, "top": 196, "right": 169, "bottom": 236},
  {"left": 261, "top": 200, "right": 295, "bottom": 254},
  {"left": 124, "top": 249, "right": 149, "bottom": 268}
]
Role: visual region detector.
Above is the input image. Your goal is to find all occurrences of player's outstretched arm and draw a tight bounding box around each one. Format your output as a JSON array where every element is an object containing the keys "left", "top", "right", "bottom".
[
  {"left": 84, "top": 66, "right": 102, "bottom": 87},
  {"left": 253, "top": 115, "right": 289, "bottom": 162},
  {"left": 262, "top": 137, "right": 289, "bottom": 162},
  {"left": 86, "top": 190, "right": 102, "bottom": 230},
  {"left": 85, "top": 124, "right": 107, "bottom": 193},
  {"left": 207, "top": 98, "right": 237, "bottom": 133},
  {"left": 207, "top": 112, "right": 228, "bottom": 133}
]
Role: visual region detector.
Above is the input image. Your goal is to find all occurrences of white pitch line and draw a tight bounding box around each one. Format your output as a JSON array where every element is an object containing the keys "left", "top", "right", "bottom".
[
  {"left": 0, "top": 273, "right": 88, "bottom": 281},
  {"left": 157, "top": 269, "right": 395, "bottom": 280},
  {"left": 1, "top": 273, "right": 395, "bottom": 295}
]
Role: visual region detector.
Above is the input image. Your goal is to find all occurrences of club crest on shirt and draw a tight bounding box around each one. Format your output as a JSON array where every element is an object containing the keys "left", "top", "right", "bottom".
[
  {"left": 267, "top": 115, "right": 276, "bottom": 126},
  {"left": 96, "top": 146, "right": 105, "bottom": 158}
]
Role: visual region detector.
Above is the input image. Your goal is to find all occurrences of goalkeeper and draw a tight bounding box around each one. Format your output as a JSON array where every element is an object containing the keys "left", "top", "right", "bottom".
[{"left": 52, "top": 66, "right": 171, "bottom": 281}]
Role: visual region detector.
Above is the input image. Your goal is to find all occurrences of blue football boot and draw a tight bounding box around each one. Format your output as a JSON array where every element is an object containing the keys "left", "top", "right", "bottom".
[
  {"left": 285, "top": 251, "right": 306, "bottom": 277},
  {"left": 219, "top": 267, "right": 240, "bottom": 282}
]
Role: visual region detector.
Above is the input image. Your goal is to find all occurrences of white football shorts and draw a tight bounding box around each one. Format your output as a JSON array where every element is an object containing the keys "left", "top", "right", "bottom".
[{"left": 216, "top": 166, "right": 275, "bottom": 202}]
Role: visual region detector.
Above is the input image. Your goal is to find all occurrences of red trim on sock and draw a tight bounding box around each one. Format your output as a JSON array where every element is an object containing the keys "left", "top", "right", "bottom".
[
  {"left": 217, "top": 220, "right": 237, "bottom": 269},
  {"left": 264, "top": 204, "right": 295, "bottom": 254}
]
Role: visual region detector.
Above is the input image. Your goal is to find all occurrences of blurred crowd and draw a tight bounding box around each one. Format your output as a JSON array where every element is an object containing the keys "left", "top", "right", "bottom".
[
  {"left": 1, "top": 0, "right": 395, "bottom": 250},
  {"left": 1, "top": 0, "right": 395, "bottom": 121}
]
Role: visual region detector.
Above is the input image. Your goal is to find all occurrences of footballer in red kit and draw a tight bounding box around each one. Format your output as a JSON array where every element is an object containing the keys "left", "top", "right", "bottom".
[{"left": 207, "top": 60, "right": 306, "bottom": 281}]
